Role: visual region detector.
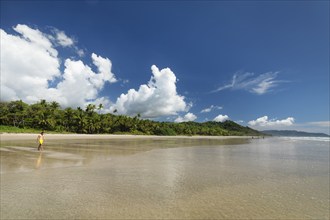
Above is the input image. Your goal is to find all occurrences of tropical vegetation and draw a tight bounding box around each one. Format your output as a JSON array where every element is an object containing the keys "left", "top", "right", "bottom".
[{"left": 0, "top": 100, "right": 262, "bottom": 136}]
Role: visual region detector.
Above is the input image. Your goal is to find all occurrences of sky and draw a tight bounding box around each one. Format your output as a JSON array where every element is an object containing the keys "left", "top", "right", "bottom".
[{"left": 1, "top": 0, "right": 329, "bottom": 134}]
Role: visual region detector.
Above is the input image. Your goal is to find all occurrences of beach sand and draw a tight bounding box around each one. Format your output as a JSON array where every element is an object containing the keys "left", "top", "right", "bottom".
[
  {"left": 1, "top": 135, "right": 329, "bottom": 219},
  {"left": 0, "top": 133, "right": 252, "bottom": 141}
]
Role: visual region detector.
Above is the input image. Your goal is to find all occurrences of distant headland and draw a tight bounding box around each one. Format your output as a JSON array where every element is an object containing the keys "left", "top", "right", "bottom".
[{"left": 262, "top": 130, "right": 329, "bottom": 137}]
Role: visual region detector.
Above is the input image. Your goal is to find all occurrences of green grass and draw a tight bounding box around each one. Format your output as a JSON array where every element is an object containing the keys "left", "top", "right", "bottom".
[{"left": 0, "top": 125, "right": 71, "bottom": 134}]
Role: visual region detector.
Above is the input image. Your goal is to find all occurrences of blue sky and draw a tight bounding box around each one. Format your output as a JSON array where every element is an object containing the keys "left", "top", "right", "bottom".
[{"left": 1, "top": 1, "right": 329, "bottom": 134}]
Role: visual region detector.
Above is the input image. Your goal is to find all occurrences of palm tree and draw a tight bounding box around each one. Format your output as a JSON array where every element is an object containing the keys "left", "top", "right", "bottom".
[
  {"left": 0, "top": 102, "right": 10, "bottom": 125},
  {"left": 64, "top": 107, "right": 74, "bottom": 131},
  {"left": 85, "top": 104, "right": 96, "bottom": 115},
  {"left": 75, "top": 107, "right": 87, "bottom": 133},
  {"left": 39, "top": 99, "right": 47, "bottom": 107},
  {"left": 97, "top": 103, "right": 103, "bottom": 114},
  {"left": 50, "top": 101, "right": 60, "bottom": 111},
  {"left": 84, "top": 104, "right": 97, "bottom": 133}
]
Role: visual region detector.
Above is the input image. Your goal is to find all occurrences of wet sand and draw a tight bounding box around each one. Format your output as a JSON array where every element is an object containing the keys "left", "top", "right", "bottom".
[
  {"left": 1, "top": 135, "right": 329, "bottom": 219},
  {"left": 0, "top": 133, "right": 252, "bottom": 141}
]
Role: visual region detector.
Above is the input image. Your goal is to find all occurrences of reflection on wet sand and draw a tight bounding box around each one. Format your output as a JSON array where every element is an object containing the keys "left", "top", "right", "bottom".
[
  {"left": 1, "top": 138, "right": 248, "bottom": 173},
  {"left": 1, "top": 137, "right": 329, "bottom": 219},
  {"left": 35, "top": 152, "right": 42, "bottom": 169}
]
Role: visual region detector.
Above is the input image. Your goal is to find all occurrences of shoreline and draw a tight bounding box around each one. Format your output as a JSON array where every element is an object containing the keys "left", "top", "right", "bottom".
[{"left": 0, "top": 133, "right": 254, "bottom": 141}]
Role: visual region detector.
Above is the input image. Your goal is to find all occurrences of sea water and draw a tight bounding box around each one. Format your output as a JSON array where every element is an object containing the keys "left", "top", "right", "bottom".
[{"left": 1, "top": 137, "right": 329, "bottom": 219}]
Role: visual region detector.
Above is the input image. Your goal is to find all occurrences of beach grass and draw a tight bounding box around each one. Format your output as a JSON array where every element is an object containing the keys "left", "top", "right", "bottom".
[{"left": 0, "top": 125, "right": 71, "bottom": 134}]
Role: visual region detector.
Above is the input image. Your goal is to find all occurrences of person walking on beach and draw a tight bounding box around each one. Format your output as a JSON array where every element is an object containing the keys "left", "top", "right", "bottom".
[{"left": 37, "top": 131, "right": 45, "bottom": 151}]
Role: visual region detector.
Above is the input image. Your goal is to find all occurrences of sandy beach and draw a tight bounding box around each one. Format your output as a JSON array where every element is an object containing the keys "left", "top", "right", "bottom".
[
  {"left": 1, "top": 135, "right": 328, "bottom": 219},
  {"left": 0, "top": 133, "right": 252, "bottom": 141}
]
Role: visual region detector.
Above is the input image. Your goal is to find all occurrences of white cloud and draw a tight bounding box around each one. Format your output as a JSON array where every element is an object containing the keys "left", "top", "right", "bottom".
[
  {"left": 1, "top": 24, "right": 189, "bottom": 118},
  {"left": 110, "top": 65, "right": 187, "bottom": 118},
  {"left": 213, "top": 114, "right": 229, "bottom": 122},
  {"left": 91, "top": 53, "right": 117, "bottom": 85},
  {"left": 51, "top": 27, "right": 85, "bottom": 57},
  {"left": 174, "top": 113, "right": 197, "bottom": 123},
  {"left": 201, "top": 108, "right": 212, "bottom": 113},
  {"left": 1, "top": 26, "right": 60, "bottom": 103},
  {"left": 248, "top": 116, "right": 295, "bottom": 128},
  {"left": 77, "top": 49, "right": 85, "bottom": 57},
  {"left": 55, "top": 55, "right": 116, "bottom": 107},
  {"left": 1, "top": 24, "right": 116, "bottom": 108},
  {"left": 55, "top": 30, "right": 74, "bottom": 47},
  {"left": 214, "top": 71, "right": 283, "bottom": 95},
  {"left": 201, "top": 105, "right": 223, "bottom": 113},
  {"left": 13, "top": 24, "right": 58, "bottom": 57}
]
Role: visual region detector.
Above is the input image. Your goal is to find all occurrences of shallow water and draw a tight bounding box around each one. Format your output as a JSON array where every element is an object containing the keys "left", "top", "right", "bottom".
[{"left": 1, "top": 137, "right": 329, "bottom": 219}]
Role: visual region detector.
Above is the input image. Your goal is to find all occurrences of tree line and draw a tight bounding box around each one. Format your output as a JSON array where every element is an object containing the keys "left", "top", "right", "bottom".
[{"left": 0, "top": 100, "right": 262, "bottom": 136}]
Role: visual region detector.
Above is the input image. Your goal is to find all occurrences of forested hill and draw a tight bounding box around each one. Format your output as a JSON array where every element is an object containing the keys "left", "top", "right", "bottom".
[
  {"left": 0, "top": 100, "right": 263, "bottom": 136},
  {"left": 262, "top": 130, "right": 329, "bottom": 137}
]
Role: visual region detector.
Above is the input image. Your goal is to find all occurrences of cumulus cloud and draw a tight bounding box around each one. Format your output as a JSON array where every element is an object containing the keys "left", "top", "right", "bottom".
[
  {"left": 55, "top": 55, "right": 116, "bottom": 107},
  {"left": 1, "top": 24, "right": 189, "bottom": 118},
  {"left": 1, "top": 25, "right": 60, "bottom": 103},
  {"left": 248, "top": 116, "right": 295, "bottom": 128},
  {"left": 13, "top": 24, "right": 58, "bottom": 57},
  {"left": 110, "top": 65, "right": 187, "bottom": 118},
  {"left": 201, "top": 105, "right": 223, "bottom": 113},
  {"left": 214, "top": 71, "right": 284, "bottom": 95},
  {"left": 213, "top": 114, "right": 229, "bottom": 122},
  {"left": 1, "top": 24, "right": 116, "bottom": 108},
  {"left": 174, "top": 113, "right": 197, "bottom": 123}
]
